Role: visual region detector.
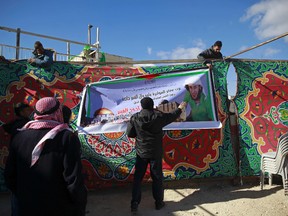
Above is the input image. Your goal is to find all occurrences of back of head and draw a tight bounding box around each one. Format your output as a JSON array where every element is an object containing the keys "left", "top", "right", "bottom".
[
  {"left": 34, "top": 97, "right": 64, "bottom": 123},
  {"left": 35, "top": 97, "right": 59, "bottom": 115},
  {"left": 140, "top": 97, "right": 154, "bottom": 110},
  {"left": 34, "top": 41, "right": 43, "bottom": 49},
  {"left": 213, "top": 40, "right": 222, "bottom": 47},
  {"left": 14, "top": 102, "right": 30, "bottom": 117},
  {"left": 160, "top": 99, "right": 169, "bottom": 105}
]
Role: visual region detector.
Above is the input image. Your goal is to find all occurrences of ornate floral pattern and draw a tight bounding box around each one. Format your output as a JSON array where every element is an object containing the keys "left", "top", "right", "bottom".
[{"left": 0, "top": 61, "right": 236, "bottom": 191}]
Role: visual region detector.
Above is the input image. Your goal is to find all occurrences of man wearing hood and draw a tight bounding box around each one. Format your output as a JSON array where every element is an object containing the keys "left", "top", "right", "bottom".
[
  {"left": 197, "top": 40, "right": 223, "bottom": 69},
  {"left": 126, "top": 97, "right": 186, "bottom": 213}
]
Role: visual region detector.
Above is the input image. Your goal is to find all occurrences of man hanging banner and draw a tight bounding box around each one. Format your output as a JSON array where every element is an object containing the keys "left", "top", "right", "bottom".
[{"left": 77, "top": 68, "right": 221, "bottom": 134}]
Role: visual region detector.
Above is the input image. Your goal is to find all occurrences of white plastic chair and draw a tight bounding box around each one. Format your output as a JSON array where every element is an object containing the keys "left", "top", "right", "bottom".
[{"left": 260, "top": 132, "right": 288, "bottom": 196}]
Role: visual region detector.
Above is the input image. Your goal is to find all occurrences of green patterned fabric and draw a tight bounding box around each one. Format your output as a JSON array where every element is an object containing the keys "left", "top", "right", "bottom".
[
  {"left": 233, "top": 60, "right": 288, "bottom": 176},
  {"left": 0, "top": 61, "right": 237, "bottom": 191}
]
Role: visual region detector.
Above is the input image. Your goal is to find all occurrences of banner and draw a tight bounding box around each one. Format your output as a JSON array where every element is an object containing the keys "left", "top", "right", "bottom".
[{"left": 77, "top": 68, "right": 221, "bottom": 134}]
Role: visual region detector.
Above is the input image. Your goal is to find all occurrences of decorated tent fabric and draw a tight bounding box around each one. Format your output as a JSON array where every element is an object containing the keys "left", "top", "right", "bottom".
[
  {"left": 233, "top": 60, "right": 288, "bottom": 176},
  {"left": 0, "top": 60, "right": 236, "bottom": 191}
]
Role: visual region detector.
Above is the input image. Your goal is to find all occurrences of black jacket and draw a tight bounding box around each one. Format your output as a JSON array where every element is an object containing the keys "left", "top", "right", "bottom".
[
  {"left": 197, "top": 46, "right": 223, "bottom": 64},
  {"left": 126, "top": 108, "right": 182, "bottom": 159},
  {"left": 3, "top": 117, "right": 30, "bottom": 138},
  {"left": 4, "top": 128, "right": 87, "bottom": 216}
]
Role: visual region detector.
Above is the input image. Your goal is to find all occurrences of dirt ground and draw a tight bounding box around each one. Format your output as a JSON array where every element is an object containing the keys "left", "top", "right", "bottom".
[{"left": 0, "top": 177, "right": 288, "bottom": 216}]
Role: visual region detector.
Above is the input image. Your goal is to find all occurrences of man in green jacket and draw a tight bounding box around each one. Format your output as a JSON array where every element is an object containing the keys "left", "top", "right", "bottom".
[{"left": 183, "top": 77, "right": 213, "bottom": 121}]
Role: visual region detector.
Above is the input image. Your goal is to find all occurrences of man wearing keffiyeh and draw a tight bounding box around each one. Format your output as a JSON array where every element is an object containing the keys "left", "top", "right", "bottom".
[{"left": 4, "top": 97, "right": 87, "bottom": 216}]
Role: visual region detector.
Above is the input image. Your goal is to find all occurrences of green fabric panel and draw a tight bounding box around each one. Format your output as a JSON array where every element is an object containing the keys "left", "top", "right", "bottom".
[{"left": 233, "top": 60, "right": 288, "bottom": 176}]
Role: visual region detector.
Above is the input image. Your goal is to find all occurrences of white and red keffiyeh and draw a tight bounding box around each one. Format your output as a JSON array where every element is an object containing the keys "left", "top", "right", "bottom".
[{"left": 20, "top": 97, "right": 70, "bottom": 166}]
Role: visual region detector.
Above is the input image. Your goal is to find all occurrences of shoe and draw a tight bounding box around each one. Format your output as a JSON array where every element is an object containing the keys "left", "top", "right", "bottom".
[
  {"left": 131, "top": 202, "right": 138, "bottom": 212},
  {"left": 155, "top": 201, "right": 165, "bottom": 210}
]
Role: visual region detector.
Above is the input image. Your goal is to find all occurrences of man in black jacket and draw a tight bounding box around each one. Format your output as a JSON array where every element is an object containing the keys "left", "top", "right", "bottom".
[
  {"left": 126, "top": 97, "right": 186, "bottom": 212},
  {"left": 197, "top": 40, "right": 223, "bottom": 69},
  {"left": 3, "top": 102, "right": 31, "bottom": 216},
  {"left": 3, "top": 102, "right": 31, "bottom": 138},
  {"left": 4, "top": 97, "right": 87, "bottom": 216}
]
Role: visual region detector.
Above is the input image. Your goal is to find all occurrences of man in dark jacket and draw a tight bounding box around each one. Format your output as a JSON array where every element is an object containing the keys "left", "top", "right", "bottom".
[
  {"left": 126, "top": 97, "right": 186, "bottom": 212},
  {"left": 3, "top": 102, "right": 31, "bottom": 138},
  {"left": 28, "top": 41, "right": 54, "bottom": 67},
  {"left": 4, "top": 97, "right": 87, "bottom": 216},
  {"left": 3, "top": 102, "right": 31, "bottom": 216},
  {"left": 197, "top": 40, "right": 223, "bottom": 69}
]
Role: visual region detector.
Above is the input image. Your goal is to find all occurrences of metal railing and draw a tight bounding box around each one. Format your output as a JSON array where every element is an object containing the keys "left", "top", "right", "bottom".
[
  {"left": 0, "top": 44, "right": 87, "bottom": 61},
  {"left": 0, "top": 26, "right": 100, "bottom": 61}
]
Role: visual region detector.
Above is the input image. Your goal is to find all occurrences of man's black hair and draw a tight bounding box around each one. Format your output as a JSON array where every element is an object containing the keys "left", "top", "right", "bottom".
[
  {"left": 213, "top": 41, "right": 222, "bottom": 47},
  {"left": 14, "top": 103, "right": 30, "bottom": 117},
  {"left": 140, "top": 97, "right": 154, "bottom": 110},
  {"left": 33, "top": 41, "right": 44, "bottom": 55},
  {"left": 34, "top": 41, "right": 43, "bottom": 49}
]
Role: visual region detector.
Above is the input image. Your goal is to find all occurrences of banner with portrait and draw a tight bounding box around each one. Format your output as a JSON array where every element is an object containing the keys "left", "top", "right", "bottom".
[{"left": 77, "top": 68, "right": 221, "bottom": 134}]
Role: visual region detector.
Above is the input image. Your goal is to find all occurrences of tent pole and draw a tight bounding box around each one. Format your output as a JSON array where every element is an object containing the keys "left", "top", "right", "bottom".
[{"left": 225, "top": 32, "right": 288, "bottom": 60}]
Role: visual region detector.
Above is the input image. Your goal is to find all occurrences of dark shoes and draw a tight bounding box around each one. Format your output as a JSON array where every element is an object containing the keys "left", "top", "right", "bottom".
[
  {"left": 155, "top": 201, "right": 165, "bottom": 210},
  {"left": 131, "top": 201, "right": 165, "bottom": 212},
  {"left": 131, "top": 202, "right": 138, "bottom": 213}
]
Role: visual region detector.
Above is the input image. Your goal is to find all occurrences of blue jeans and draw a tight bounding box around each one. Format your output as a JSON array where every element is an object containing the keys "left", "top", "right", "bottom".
[{"left": 131, "top": 155, "right": 163, "bottom": 205}]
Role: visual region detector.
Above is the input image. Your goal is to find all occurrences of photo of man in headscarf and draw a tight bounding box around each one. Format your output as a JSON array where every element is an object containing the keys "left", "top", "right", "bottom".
[{"left": 183, "top": 76, "right": 213, "bottom": 121}]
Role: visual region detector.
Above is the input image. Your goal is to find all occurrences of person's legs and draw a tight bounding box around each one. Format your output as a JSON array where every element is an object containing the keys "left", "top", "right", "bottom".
[
  {"left": 11, "top": 193, "right": 19, "bottom": 216},
  {"left": 131, "top": 155, "right": 148, "bottom": 211},
  {"left": 150, "top": 157, "right": 165, "bottom": 209}
]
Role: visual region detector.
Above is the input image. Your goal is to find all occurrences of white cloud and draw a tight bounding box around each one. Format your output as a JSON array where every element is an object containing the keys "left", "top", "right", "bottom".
[
  {"left": 155, "top": 38, "right": 206, "bottom": 60},
  {"left": 156, "top": 51, "right": 171, "bottom": 59},
  {"left": 147, "top": 47, "right": 152, "bottom": 55},
  {"left": 263, "top": 47, "right": 280, "bottom": 57},
  {"left": 241, "top": 0, "right": 288, "bottom": 42},
  {"left": 156, "top": 47, "right": 203, "bottom": 60},
  {"left": 192, "top": 38, "right": 206, "bottom": 49}
]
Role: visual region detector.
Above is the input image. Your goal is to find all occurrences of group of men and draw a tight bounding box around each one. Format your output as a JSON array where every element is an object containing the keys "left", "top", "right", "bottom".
[
  {"left": 3, "top": 40, "right": 223, "bottom": 215},
  {"left": 4, "top": 98, "right": 87, "bottom": 216}
]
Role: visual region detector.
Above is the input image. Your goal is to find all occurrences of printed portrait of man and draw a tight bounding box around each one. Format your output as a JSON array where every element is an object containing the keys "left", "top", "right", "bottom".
[{"left": 183, "top": 76, "right": 213, "bottom": 121}]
